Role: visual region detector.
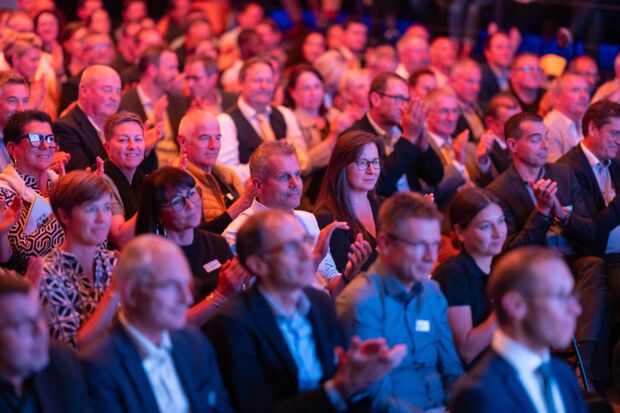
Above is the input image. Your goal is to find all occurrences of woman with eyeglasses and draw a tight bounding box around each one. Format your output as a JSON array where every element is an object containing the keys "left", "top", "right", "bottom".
[
  {"left": 314, "top": 131, "right": 382, "bottom": 277},
  {"left": 38, "top": 170, "right": 118, "bottom": 350},
  {"left": 432, "top": 187, "right": 506, "bottom": 368},
  {"left": 136, "top": 166, "right": 251, "bottom": 326},
  {"left": 0, "top": 110, "right": 65, "bottom": 271}
]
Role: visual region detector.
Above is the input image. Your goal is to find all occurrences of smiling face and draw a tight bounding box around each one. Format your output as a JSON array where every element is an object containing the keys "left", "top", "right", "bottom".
[
  {"left": 80, "top": 68, "right": 121, "bottom": 118},
  {"left": 586, "top": 117, "right": 620, "bottom": 161},
  {"left": 426, "top": 94, "right": 460, "bottom": 137},
  {"left": 105, "top": 121, "right": 145, "bottom": 172},
  {"left": 60, "top": 193, "right": 112, "bottom": 246},
  {"left": 8, "top": 120, "right": 54, "bottom": 174},
  {"left": 0, "top": 82, "right": 29, "bottom": 128},
  {"left": 302, "top": 32, "right": 326, "bottom": 63},
  {"left": 241, "top": 62, "right": 275, "bottom": 110},
  {"left": 456, "top": 203, "right": 507, "bottom": 258},
  {"left": 290, "top": 71, "right": 324, "bottom": 112},
  {"left": 450, "top": 63, "right": 482, "bottom": 104}
]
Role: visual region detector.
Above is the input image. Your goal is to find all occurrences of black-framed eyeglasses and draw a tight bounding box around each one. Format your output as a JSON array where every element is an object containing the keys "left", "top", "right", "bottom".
[
  {"left": 522, "top": 289, "right": 581, "bottom": 304},
  {"left": 376, "top": 92, "right": 410, "bottom": 104},
  {"left": 355, "top": 158, "right": 381, "bottom": 171},
  {"left": 160, "top": 186, "right": 202, "bottom": 212},
  {"left": 261, "top": 234, "right": 315, "bottom": 256},
  {"left": 15, "top": 133, "right": 59, "bottom": 148}
]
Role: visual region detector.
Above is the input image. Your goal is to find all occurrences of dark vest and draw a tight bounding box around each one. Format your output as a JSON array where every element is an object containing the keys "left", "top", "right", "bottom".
[{"left": 227, "top": 105, "right": 287, "bottom": 163}]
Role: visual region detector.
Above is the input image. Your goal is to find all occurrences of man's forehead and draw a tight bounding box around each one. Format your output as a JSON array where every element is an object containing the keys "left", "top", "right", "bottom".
[
  {"left": 1, "top": 83, "right": 28, "bottom": 96},
  {"left": 0, "top": 292, "right": 38, "bottom": 320}
]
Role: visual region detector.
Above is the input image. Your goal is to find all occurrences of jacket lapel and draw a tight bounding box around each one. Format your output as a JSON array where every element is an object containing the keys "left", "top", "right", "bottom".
[
  {"left": 506, "top": 164, "right": 536, "bottom": 212},
  {"left": 491, "top": 352, "right": 539, "bottom": 413},
  {"left": 33, "top": 371, "right": 63, "bottom": 413},
  {"left": 306, "top": 298, "right": 336, "bottom": 381},
  {"left": 72, "top": 106, "right": 106, "bottom": 159},
  {"left": 574, "top": 145, "right": 606, "bottom": 208},
  {"left": 169, "top": 334, "right": 201, "bottom": 412}
]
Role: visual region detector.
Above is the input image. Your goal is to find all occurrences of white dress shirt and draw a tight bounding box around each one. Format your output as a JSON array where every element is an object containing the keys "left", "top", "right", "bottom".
[
  {"left": 222, "top": 199, "right": 339, "bottom": 287},
  {"left": 544, "top": 109, "right": 583, "bottom": 163},
  {"left": 217, "top": 97, "right": 308, "bottom": 182},
  {"left": 119, "top": 314, "right": 190, "bottom": 413},
  {"left": 492, "top": 330, "right": 566, "bottom": 413}
]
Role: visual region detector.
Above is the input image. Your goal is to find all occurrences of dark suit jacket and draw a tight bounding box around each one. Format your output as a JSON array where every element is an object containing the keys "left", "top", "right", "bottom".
[
  {"left": 451, "top": 350, "right": 588, "bottom": 413},
  {"left": 557, "top": 144, "right": 620, "bottom": 257},
  {"left": 118, "top": 88, "right": 191, "bottom": 139},
  {"left": 486, "top": 163, "right": 596, "bottom": 255},
  {"left": 80, "top": 321, "right": 234, "bottom": 413},
  {"left": 59, "top": 73, "right": 81, "bottom": 114},
  {"left": 489, "top": 140, "right": 512, "bottom": 176},
  {"left": 205, "top": 286, "right": 353, "bottom": 413},
  {"left": 343, "top": 114, "right": 444, "bottom": 196},
  {"left": 0, "top": 343, "right": 90, "bottom": 413},
  {"left": 479, "top": 63, "right": 501, "bottom": 110}
]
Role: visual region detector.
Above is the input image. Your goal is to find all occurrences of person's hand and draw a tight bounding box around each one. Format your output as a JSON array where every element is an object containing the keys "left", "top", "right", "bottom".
[
  {"left": 342, "top": 233, "right": 373, "bottom": 282},
  {"left": 332, "top": 336, "right": 407, "bottom": 399},
  {"left": 551, "top": 196, "right": 569, "bottom": 221},
  {"left": 331, "top": 111, "right": 356, "bottom": 136},
  {"left": 214, "top": 257, "right": 253, "bottom": 298},
  {"left": 28, "top": 76, "right": 46, "bottom": 110},
  {"left": 530, "top": 178, "right": 558, "bottom": 216},
  {"left": 475, "top": 132, "right": 494, "bottom": 168},
  {"left": 169, "top": 152, "right": 188, "bottom": 170},
  {"left": 85, "top": 156, "right": 105, "bottom": 175},
  {"left": 24, "top": 256, "right": 44, "bottom": 288},
  {"left": 143, "top": 120, "right": 162, "bottom": 152},
  {"left": 227, "top": 179, "right": 257, "bottom": 219},
  {"left": 153, "top": 95, "right": 169, "bottom": 125},
  {"left": 51, "top": 151, "right": 70, "bottom": 176},
  {"left": 423, "top": 193, "right": 435, "bottom": 204},
  {"left": 453, "top": 129, "right": 470, "bottom": 165},
  {"left": 49, "top": 41, "right": 65, "bottom": 76},
  {"left": 0, "top": 195, "right": 21, "bottom": 234},
  {"left": 400, "top": 98, "right": 425, "bottom": 149},
  {"left": 314, "top": 221, "right": 349, "bottom": 270}
]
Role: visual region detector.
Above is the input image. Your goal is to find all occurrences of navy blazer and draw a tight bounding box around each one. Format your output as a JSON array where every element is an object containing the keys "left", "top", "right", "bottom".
[
  {"left": 451, "top": 350, "right": 588, "bottom": 413},
  {"left": 0, "top": 343, "right": 90, "bottom": 413},
  {"left": 557, "top": 144, "right": 620, "bottom": 257},
  {"left": 205, "top": 286, "right": 360, "bottom": 413},
  {"left": 80, "top": 321, "right": 234, "bottom": 413},
  {"left": 478, "top": 63, "right": 502, "bottom": 110},
  {"left": 342, "top": 114, "right": 444, "bottom": 196}
]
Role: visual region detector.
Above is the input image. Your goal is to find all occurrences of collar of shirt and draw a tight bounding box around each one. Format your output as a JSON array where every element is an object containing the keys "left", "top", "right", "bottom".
[
  {"left": 336, "top": 45, "right": 355, "bottom": 61},
  {"left": 367, "top": 112, "right": 387, "bottom": 136},
  {"left": 119, "top": 313, "right": 172, "bottom": 359},
  {"left": 492, "top": 329, "right": 550, "bottom": 374},
  {"left": 238, "top": 96, "right": 272, "bottom": 120},
  {"left": 373, "top": 259, "right": 423, "bottom": 302},
  {"left": 580, "top": 140, "right": 610, "bottom": 169},
  {"left": 136, "top": 84, "right": 154, "bottom": 112},
  {"left": 490, "top": 130, "right": 508, "bottom": 150},
  {"left": 77, "top": 102, "right": 104, "bottom": 136},
  {"left": 248, "top": 198, "right": 271, "bottom": 214},
  {"left": 258, "top": 287, "right": 312, "bottom": 318},
  {"left": 549, "top": 109, "right": 581, "bottom": 136},
  {"left": 427, "top": 130, "right": 451, "bottom": 148}
]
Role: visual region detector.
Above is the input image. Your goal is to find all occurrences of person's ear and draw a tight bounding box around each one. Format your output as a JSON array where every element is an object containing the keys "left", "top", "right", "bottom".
[
  {"left": 6, "top": 142, "right": 17, "bottom": 160},
  {"left": 506, "top": 137, "right": 518, "bottom": 153},
  {"left": 55, "top": 207, "right": 71, "bottom": 229},
  {"left": 501, "top": 291, "right": 527, "bottom": 321},
  {"left": 369, "top": 91, "right": 381, "bottom": 108},
  {"left": 244, "top": 254, "right": 267, "bottom": 277},
  {"left": 453, "top": 224, "right": 466, "bottom": 243},
  {"left": 177, "top": 134, "right": 185, "bottom": 150}
]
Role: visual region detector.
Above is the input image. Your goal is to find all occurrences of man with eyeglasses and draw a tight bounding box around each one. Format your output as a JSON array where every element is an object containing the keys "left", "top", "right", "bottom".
[
  {"left": 342, "top": 72, "right": 444, "bottom": 196},
  {"left": 486, "top": 112, "right": 612, "bottom": 393},
  {"left": 509, "top": 53, "right": 544, "bottom": 114},
  {"left": 451, "top": 246, "right": 587, "bottom": 413},
  {"left": 0, "top": 274, "right": 90, "bottom": 412},
  {"left": 337, "top": 192, "right": 464, "bottom": 412},
  {"left": 206, "top": 209, "right": 406, "bottom": 413},
  {"left": 80, "top": 235, "right": 235, "bottom": 413}
]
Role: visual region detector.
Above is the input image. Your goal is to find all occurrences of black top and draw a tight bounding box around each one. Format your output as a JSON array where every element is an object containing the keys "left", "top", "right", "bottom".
[
  {"left": 179, "top": 228, "right": 234, "bottom": 303},
  {"left": 432, "top": 251, "right": 491, "bottom": 328},
  {"left": 103, "top": 159, "right": 145, "bottom": 220},
  {"left": 0, "top": 377, "right": 38, "bottom": 413},
  {"left": 315, "top": 196, "right": 383, "bottom": 273}
]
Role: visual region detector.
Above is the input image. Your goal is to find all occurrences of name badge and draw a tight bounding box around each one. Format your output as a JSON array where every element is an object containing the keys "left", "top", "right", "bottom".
[
  {"left": 203, "top": 259, "right": 222, "bottom": 273},
  {"left": 415, "top": 320, "right": 430, "bottom": 332},
  {"left": 225, "top": 193, "right": 235, "bottom": 201},
  {"left": 208, "top": 390, "right": 217, "bottom": 406}
]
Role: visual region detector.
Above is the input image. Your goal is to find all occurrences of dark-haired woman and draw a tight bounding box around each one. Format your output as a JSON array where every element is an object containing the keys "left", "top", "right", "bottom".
[
  {"left": 432, "top": 187, "right": 506, "bottom": 367},
  {"left": 315, "top": 131, "right": 381, "bottom": 275},
  {"left": 135, "top": 166, "right": 250, "bottom": 326}
]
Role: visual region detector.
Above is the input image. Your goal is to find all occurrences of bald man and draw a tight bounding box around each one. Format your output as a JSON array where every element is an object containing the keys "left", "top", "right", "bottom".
[
  {"left": 54, "top": 65, "right": 157, "bottom": 173},
  {"left": 177, "top": 110, "right": 255, "bottom": 233}
]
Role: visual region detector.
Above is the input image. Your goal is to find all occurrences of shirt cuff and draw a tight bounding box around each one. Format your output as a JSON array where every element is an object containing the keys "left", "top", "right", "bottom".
[
  {"left": 324, "top": 379, "right": 348, "bottom": 412},
  {"left": 451, "top": 160, "right": 467, "bottom": 176}
]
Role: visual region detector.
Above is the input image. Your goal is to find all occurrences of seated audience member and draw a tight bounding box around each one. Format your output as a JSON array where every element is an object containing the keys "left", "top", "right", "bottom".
[
  {"left": 222, "top": 141, "right": 370, "bottom": 295},
  {"left": 60, "top": 22, "right": 88, "bottom": 79},
  {"left": 315, "top": 131, "right": 383, "bottom": 273},
  {"left": 0, "top": 71, "right": 30, "bottom": 171},
  {"left": 0, "top": 110, "right": 64, "bottom": 271},
  {"left": 39, "top": 171, "right": 117, "bottom": 350},
  {"left": 80, "top": 235, "right": 235, "bottom": 413},
  {"left": 0, "top": 275, "right": 90, "bottom": 412},
  {"left": 509, "top": 53, "right": 545, "bottom": 114},
  {"left": 408, "top": 68, "right": 438, "bottom": 99},
  {"left": 432, "top": 188, "right": 505, "bottom": 367},
  {"left": 544, "top": 72, "right": 590, "bottom": 162},
  {"left": 486, "top": 112, "right": 610, "bottom": 391},
  {"left": 119, "top": 27, "right": 164, "bottom": 87},
  {"left": 206, "top": 210, "right": 406, "bottom": 413},
  {"left": 184, "top": 55, "right": 238, "bottom": 115},
  {"left": 286, "top": 31, "right": 326, "bottom": 67},
  {"left": 337, "top": 192, "right": 464, "bottom": 411},
  {"left": 364, "top": 44, "right": 399, "bottom": 80},
  {"left": 395, "top": 34, "right": 430, "bottom": 80},
  {"left": 177, "top": 110, "right": 255, "bottom": 234},
  {"left": 429, "top": 37, "right": 457, "bottom": 87},
  {"left": 101, "top": 111, "right": 146, "bottom": 247},
  {"left": 284, "top": 64, "right": 354, "bottom": 204},
  {"left": 450, "top": 59, "right": 485, "bottom": 142},
  {"left": 4, "top": 34, "right": 43, "bottom": 109},
  {"left": 343, "top": 72, "right": 444, "bottom": 196},
  {"left": 557, "top": 100, "right": 620, "bottom": 303},
  {"left": 336, "top": 68, "right": 371, "bottom": 122},
  {"left": 217, "top": 57, "right": 307, "bottom": 182},
  {"left": 135, "top": 166, "right": 250, "bottom": 324},
  {"left": 474, "top": 92, "right": 522, "bottom": 178},
  {"left": 479, "top": 32, "right": 513, "bottom": 110},
  {"left": 313, "top": 17, "right": 367, "bottom": 96},
  {"left": 568, "top": 55, "right": 599, "bottom": 96},
  {"left": 118, "top": 45, "right": 190, "bottom": 165},
  {"left": 592, "top": 52, "right": 620, "bottom": 103},
  {"left": 220, "top": 28, "right": 261, "bottom": 94},
  {"left": 255, "top": 18, "right": 286, "bottom": 65},
  {"left": 451, "top": 247, "right": 587, "bottom": 413}
]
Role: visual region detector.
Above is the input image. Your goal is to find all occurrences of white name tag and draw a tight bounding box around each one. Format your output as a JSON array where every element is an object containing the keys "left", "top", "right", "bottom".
[
  {"left": 203, "top": 259, "right": 222, "bottom": 273},
  {"left": 225, "top": 193, "right": 235, "bottom": 201},
  {"left": 415, "top": 320, "right": 430, "bottom": 332}
]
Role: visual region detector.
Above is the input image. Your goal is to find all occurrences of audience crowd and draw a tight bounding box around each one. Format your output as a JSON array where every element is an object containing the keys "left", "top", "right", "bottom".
[{"left": 1, "top": 0, "right": 620, "bottom": 412}]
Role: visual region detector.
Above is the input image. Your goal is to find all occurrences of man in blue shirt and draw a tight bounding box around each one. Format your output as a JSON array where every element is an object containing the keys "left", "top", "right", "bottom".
[{"left": 337, "top": 192, "right": 464, "bottom": 412}]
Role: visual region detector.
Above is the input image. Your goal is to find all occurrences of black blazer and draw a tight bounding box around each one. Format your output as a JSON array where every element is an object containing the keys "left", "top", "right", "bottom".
[
  {"left": 205, "top": 286, "right": 356, "bottom": 413},
  {"left": 557, "top": 144, "right": 620, "bottom": 257},
  {"left": 80, "top": 321, "right": 234, "bottom": 413},
  {"left": 478, "top": 63, "right": 501, "bottom": 110},
  {"left": 486, "top": 162, "right": 596, "bottom": 255},
  {"left": 451, "top": 350, "right": 588, "bottom": 413},
  {"left": 0, "top": 343, "right": 90, "bottom": 413},
  {"left": 343, "top": 114, "right": 444, "bottom": 196}
]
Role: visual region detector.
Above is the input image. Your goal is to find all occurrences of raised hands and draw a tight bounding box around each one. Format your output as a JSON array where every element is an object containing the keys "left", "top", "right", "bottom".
[
  {"left": 314, "top": 221, "right": 349, "bottom": 271},
  {"left": 475, "top": 132, "right": 495, "bottom": 168},
  {"left": 227, "top": 179, "right": 257, "bottom": 219},
  {"left": 342, "top": 233, "right": 373, "bottom": 282},
  {"left": 400, "top": 98, "right": 426, "bottom": 149},
  {"left": 529, "top": 178, "right": 558, "bottom": 216},
  {"left": 0, "top": 195, "right": 22, "bottom": 234},
  {"left": 85, "top": 156, "right": 105, "bottom": 175},
  {"left": 214, "top": 257, "right": 254, "bottom": 298},
  {"left": 453, "top": 129, "right": 470, "bottom": 165}
]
